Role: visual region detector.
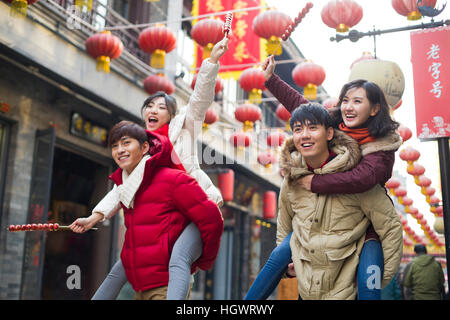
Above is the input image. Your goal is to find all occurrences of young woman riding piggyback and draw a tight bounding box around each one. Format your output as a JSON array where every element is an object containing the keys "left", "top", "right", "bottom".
[
  {"left": 70, "top": 37, "right": 229, "bottom": 300},
  {"left": 244, "top": 55, "right": 403, "bottom": 300}
]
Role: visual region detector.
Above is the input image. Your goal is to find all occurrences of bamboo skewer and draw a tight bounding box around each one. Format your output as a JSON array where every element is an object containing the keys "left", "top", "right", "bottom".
[{"left": 7, "top": 223, "right": 98, "bottom": 232}]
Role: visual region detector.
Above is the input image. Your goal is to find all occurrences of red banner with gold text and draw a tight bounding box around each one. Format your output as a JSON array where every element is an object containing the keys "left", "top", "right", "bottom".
[
  {"left": 410, "top": 26, "right": 450, "bottom": 139},
  {"left": 192, "top": 0, "right": 266, "bottom": 80}
]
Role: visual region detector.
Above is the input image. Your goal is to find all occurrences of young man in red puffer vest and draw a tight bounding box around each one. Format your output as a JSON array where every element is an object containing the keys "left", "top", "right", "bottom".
[{"left": 90, "top": 120, "right": 223, "bottom": 299}]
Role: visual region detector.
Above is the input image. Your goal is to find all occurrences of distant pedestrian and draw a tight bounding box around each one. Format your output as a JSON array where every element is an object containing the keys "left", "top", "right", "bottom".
[{"left": 403, "top": 244, "right": 445, "bottom": 300}]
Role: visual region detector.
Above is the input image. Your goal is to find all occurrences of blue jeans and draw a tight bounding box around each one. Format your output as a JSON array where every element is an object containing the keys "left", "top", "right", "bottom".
[
  {"left": 357, "top": 240, "right": 384, "bottom": 300},
  {"left": 244, "top": 232, "right": 383, "bottom": 300}
]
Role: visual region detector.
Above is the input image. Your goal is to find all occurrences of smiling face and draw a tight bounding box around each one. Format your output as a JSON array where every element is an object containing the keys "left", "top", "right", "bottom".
[
  {"left": 143, "top": 96, "right": 171, "bottom": 131},
  {"left": 111, "top": 136, "right": 149, "bottom": 174},
  {"left": 292, "top": 120, "right": 334, "bottom": 169},
  {"left": 340, "top": 87, "right": 380, "bottom": 128}
]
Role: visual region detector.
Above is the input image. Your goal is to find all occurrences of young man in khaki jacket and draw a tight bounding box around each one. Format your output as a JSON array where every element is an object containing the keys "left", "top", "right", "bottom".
[{"left": 277, "top": 103, "right": 403, "bottom": 300}]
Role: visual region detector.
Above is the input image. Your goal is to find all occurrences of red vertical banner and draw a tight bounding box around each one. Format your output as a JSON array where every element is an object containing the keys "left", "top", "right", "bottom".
[
  {"left": 410, "top": 26, "right": 450, "bottom": 139},
  {"left": 192, "top": 0, "right": 266, "bottom": 80}
]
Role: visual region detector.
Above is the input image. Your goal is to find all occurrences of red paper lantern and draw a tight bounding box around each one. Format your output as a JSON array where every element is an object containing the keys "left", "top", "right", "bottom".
[
  {"left": 398, "top": 125, "right": 413, "bottom": 142},
  {"left": 191, "top": 74, "right": 223, "bottom": 95},
  {"left": 409, "top": 207, "right": 419, "bottom": 216},
  {"left": 399, "top": 147, "right": 420, "bottom": 163},
  {"left": 143, "top": 74, "right": 175, "bottom": 95},
  {"left": 435, "top": 206, "right": 443, "bottom": 217},
  {"left": 292, "top": 61, "right": 326, "bottom": 100},
  {"left": 191, "top": 18, "right": 224, "bottom": 59},
  {"left": 263, "top": 191, "right": 277, "bottom": 220},
  {"left": 321, "top": 0, "right": 363, "bottom": 33},
  {"left": 235, "top": 104, "right": 262, "bottom": 131},
  {"left": 350, "top": 51, "right": 375, "bottom": 69},
  {"left": 395, "top": 187, "right": 407, "bottom": 204},
  {"left": 239, "top": 68, "right": 266, "bottom": 104},
  {"left": 323, "top": 97, "right": 339, "bottom": 110},
  {"left": 252, "top": 10, "right": 292, "bottom": 56},
  {"left": 385, "top": 178, "right": 401, "bottom": 189},
  {"left": 407, "top": 163, "right": 425, "bottom": 176},
  {"left": 230, "top": 132, "right": 252, "bottom": 148},
  {"left": 267, "top": 131, "right": 286, "bottom": 148},
  {"left": 3, "top": 0, "right": 38, "bottom": 16},
  {"left": 203, "top": 108, "right": 218, "bottom": 128},
  {"left": 429, "top": 195, "right": 440, "bottom": 205},
  {"left": 276, "top": 104, "right": 291, "bottom": 122},
  {"left": 85, "top": 31, "right": 123, "bottom": 73},
  {"left": 139, "top": 25, "right": 176, "bottom": 69},
  {"left": 218, "top": 169, "right": 234, "bottom": 202},
  {"left": 391, "top": 0, "right": 437, "bottom": 20},
  {"left": 402, "top": 197, "right": 413, "bottom": 206},
  {"left": 418, "top": 175, "right": 432, "bottom": 187},
  {"left": 258, "top": 151, "right": 277, "bottom": 168}
]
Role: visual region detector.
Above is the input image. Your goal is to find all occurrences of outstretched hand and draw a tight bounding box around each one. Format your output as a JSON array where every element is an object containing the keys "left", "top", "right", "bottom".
[
  {"left": 69, "top": 212, "right": 103, "bottom": 233},
  {"left": 209, "top": 37, "right": 229, "bottom": 64},
  {"left": 261, "top": 55, "right": 275, "bottom": 81}
]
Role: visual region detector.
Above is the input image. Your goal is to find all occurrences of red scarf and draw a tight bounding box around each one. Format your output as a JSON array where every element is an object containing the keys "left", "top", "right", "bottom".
[
  {"left": 339, "top": 123, "right": 376, "bottom": 145},
  {"left": 150, "top": 124, "right": 186, "bottom": 172}
]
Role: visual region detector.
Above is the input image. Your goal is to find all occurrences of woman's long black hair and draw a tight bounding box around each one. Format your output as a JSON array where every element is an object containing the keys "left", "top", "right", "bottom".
[{"left": 331, "top": 79, "right": 399, "bottom": 138}]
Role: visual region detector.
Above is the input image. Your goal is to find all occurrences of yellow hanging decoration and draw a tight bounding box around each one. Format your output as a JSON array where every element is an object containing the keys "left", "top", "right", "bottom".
[
  {"left": 151, "top": 49, "right": 166, "bottom": 69},
  {"left": 96, "top": 56, "right": 111, "bottom": 73},
  {"left": 304, "top": 84, "right": 317, "bottom": 100},
  {"left": 10, "top": 0, "right": 28, "bottom": 17},
  {"left": 75, "top": 0, "right": 93, "bottom": 11},
  {"left": 249, "top": 88, "right": 262, "bottom": 105},
  {"left": 266, "top": 36, "right": 282, "bottom": 56},
  {"left": 202, "top": 43, "right": 214, "bottom": 60},
  {"left": 407, "top": 10, "right": 421, "bottom": 20}
]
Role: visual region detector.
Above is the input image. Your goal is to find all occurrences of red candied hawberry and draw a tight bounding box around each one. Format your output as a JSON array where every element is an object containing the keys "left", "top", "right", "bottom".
[
  {"left": 21, "top": 224, "right": 27, "bottom": 231},
  {"left": 48, "top": 223, "right": 54, "bottom": 231},
  {"left": 281, "top": 34, "right": 287, "bottom": 41},
  {"left": 31, "top": 224, "right": 38, "bottom": 230},
  {"left": 8, "top": 225, "right": 15, "bottom": 232},
  {"left": 37, "top": 223, "right": 43, "bottom": 230},
  {"left": 306, "top": 2, "right": 313, "bottom": 9},
  {"left": 53, "top": 223, "right": 59, "bottom": 231},
  {"left": 26, "top": 224, "right": 32, "bottom": 231},
  {"left": 15, "top": 225, "right": 22, "bottom": 231},
  {"left": 42, "top": 223, "right": 49, "bottom": 230}
]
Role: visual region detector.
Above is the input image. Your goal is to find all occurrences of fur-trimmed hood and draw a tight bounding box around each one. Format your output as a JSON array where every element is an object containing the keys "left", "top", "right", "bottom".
[
  {"left": 360, "top": 130, "right": 402, "bottom": 156},
  {"left": 280, "top": 130, "right": 361, "bottom": 182}
]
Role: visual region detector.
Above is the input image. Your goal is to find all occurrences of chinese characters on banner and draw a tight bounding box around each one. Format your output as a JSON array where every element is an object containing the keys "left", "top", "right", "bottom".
[
  {"left": 192, "top": 0, "right": 266, "bottom": 79},
  {"left": 410, "top": 26, "right": 450, "bottom": 139}
]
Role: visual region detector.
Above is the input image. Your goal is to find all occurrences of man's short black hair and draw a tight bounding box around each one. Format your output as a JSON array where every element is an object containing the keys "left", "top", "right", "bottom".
[
  {"left": 290, "top": 103, "right": 332, "bottom": 130},
  {"left": 414, "top": 244, "right": 427, "bottom": 254}
]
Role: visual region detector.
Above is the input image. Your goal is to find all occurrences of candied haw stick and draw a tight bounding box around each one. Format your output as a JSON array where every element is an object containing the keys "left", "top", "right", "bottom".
[
  {"left": 223, "top": 12, "right": 233, "bottom": 38},
  {"left": 274, "top": 2, "right": 313, "bottom": 55},
  {"left": 7, "top": 223, "right": 97, "bottom": 232}
]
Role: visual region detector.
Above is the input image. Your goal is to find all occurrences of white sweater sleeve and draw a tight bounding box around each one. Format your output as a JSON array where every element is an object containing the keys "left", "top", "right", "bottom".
[
  {"left": 184, "top": 58, "right": 220, "bottom": 140},
  {"left": 92, "top": 185, "right": 122, "bottom": 222}
]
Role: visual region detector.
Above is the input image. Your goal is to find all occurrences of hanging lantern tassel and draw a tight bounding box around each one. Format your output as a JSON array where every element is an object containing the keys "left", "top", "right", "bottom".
[
  {"left": 10, "top": 0, "right": 28, "bottom": 17},
  {"left": 96, "top": 56, "right": 111, "bottom": 73},
  {"left": 202, "top": 43, "right": 214, "bottom": 60},
  {"left": 266, "top": 36, "right": 282, "bottom": 56},
  {"left": 75, "top": 0, "right": 93, "bottom": 11},
  {"left": 304, "top": 84, "right": 317, "bottom": 100},
  {"left": 249, "top": 88, "right": 262, "bottom": 105},
  {"left": 151, "top": 49, "right": 166, "bottom": 69}
]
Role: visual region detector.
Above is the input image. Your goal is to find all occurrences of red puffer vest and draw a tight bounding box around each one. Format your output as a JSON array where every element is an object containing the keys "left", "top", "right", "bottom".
[{"left": 109, "top": 129, "right": 223, "bottom": 292}]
